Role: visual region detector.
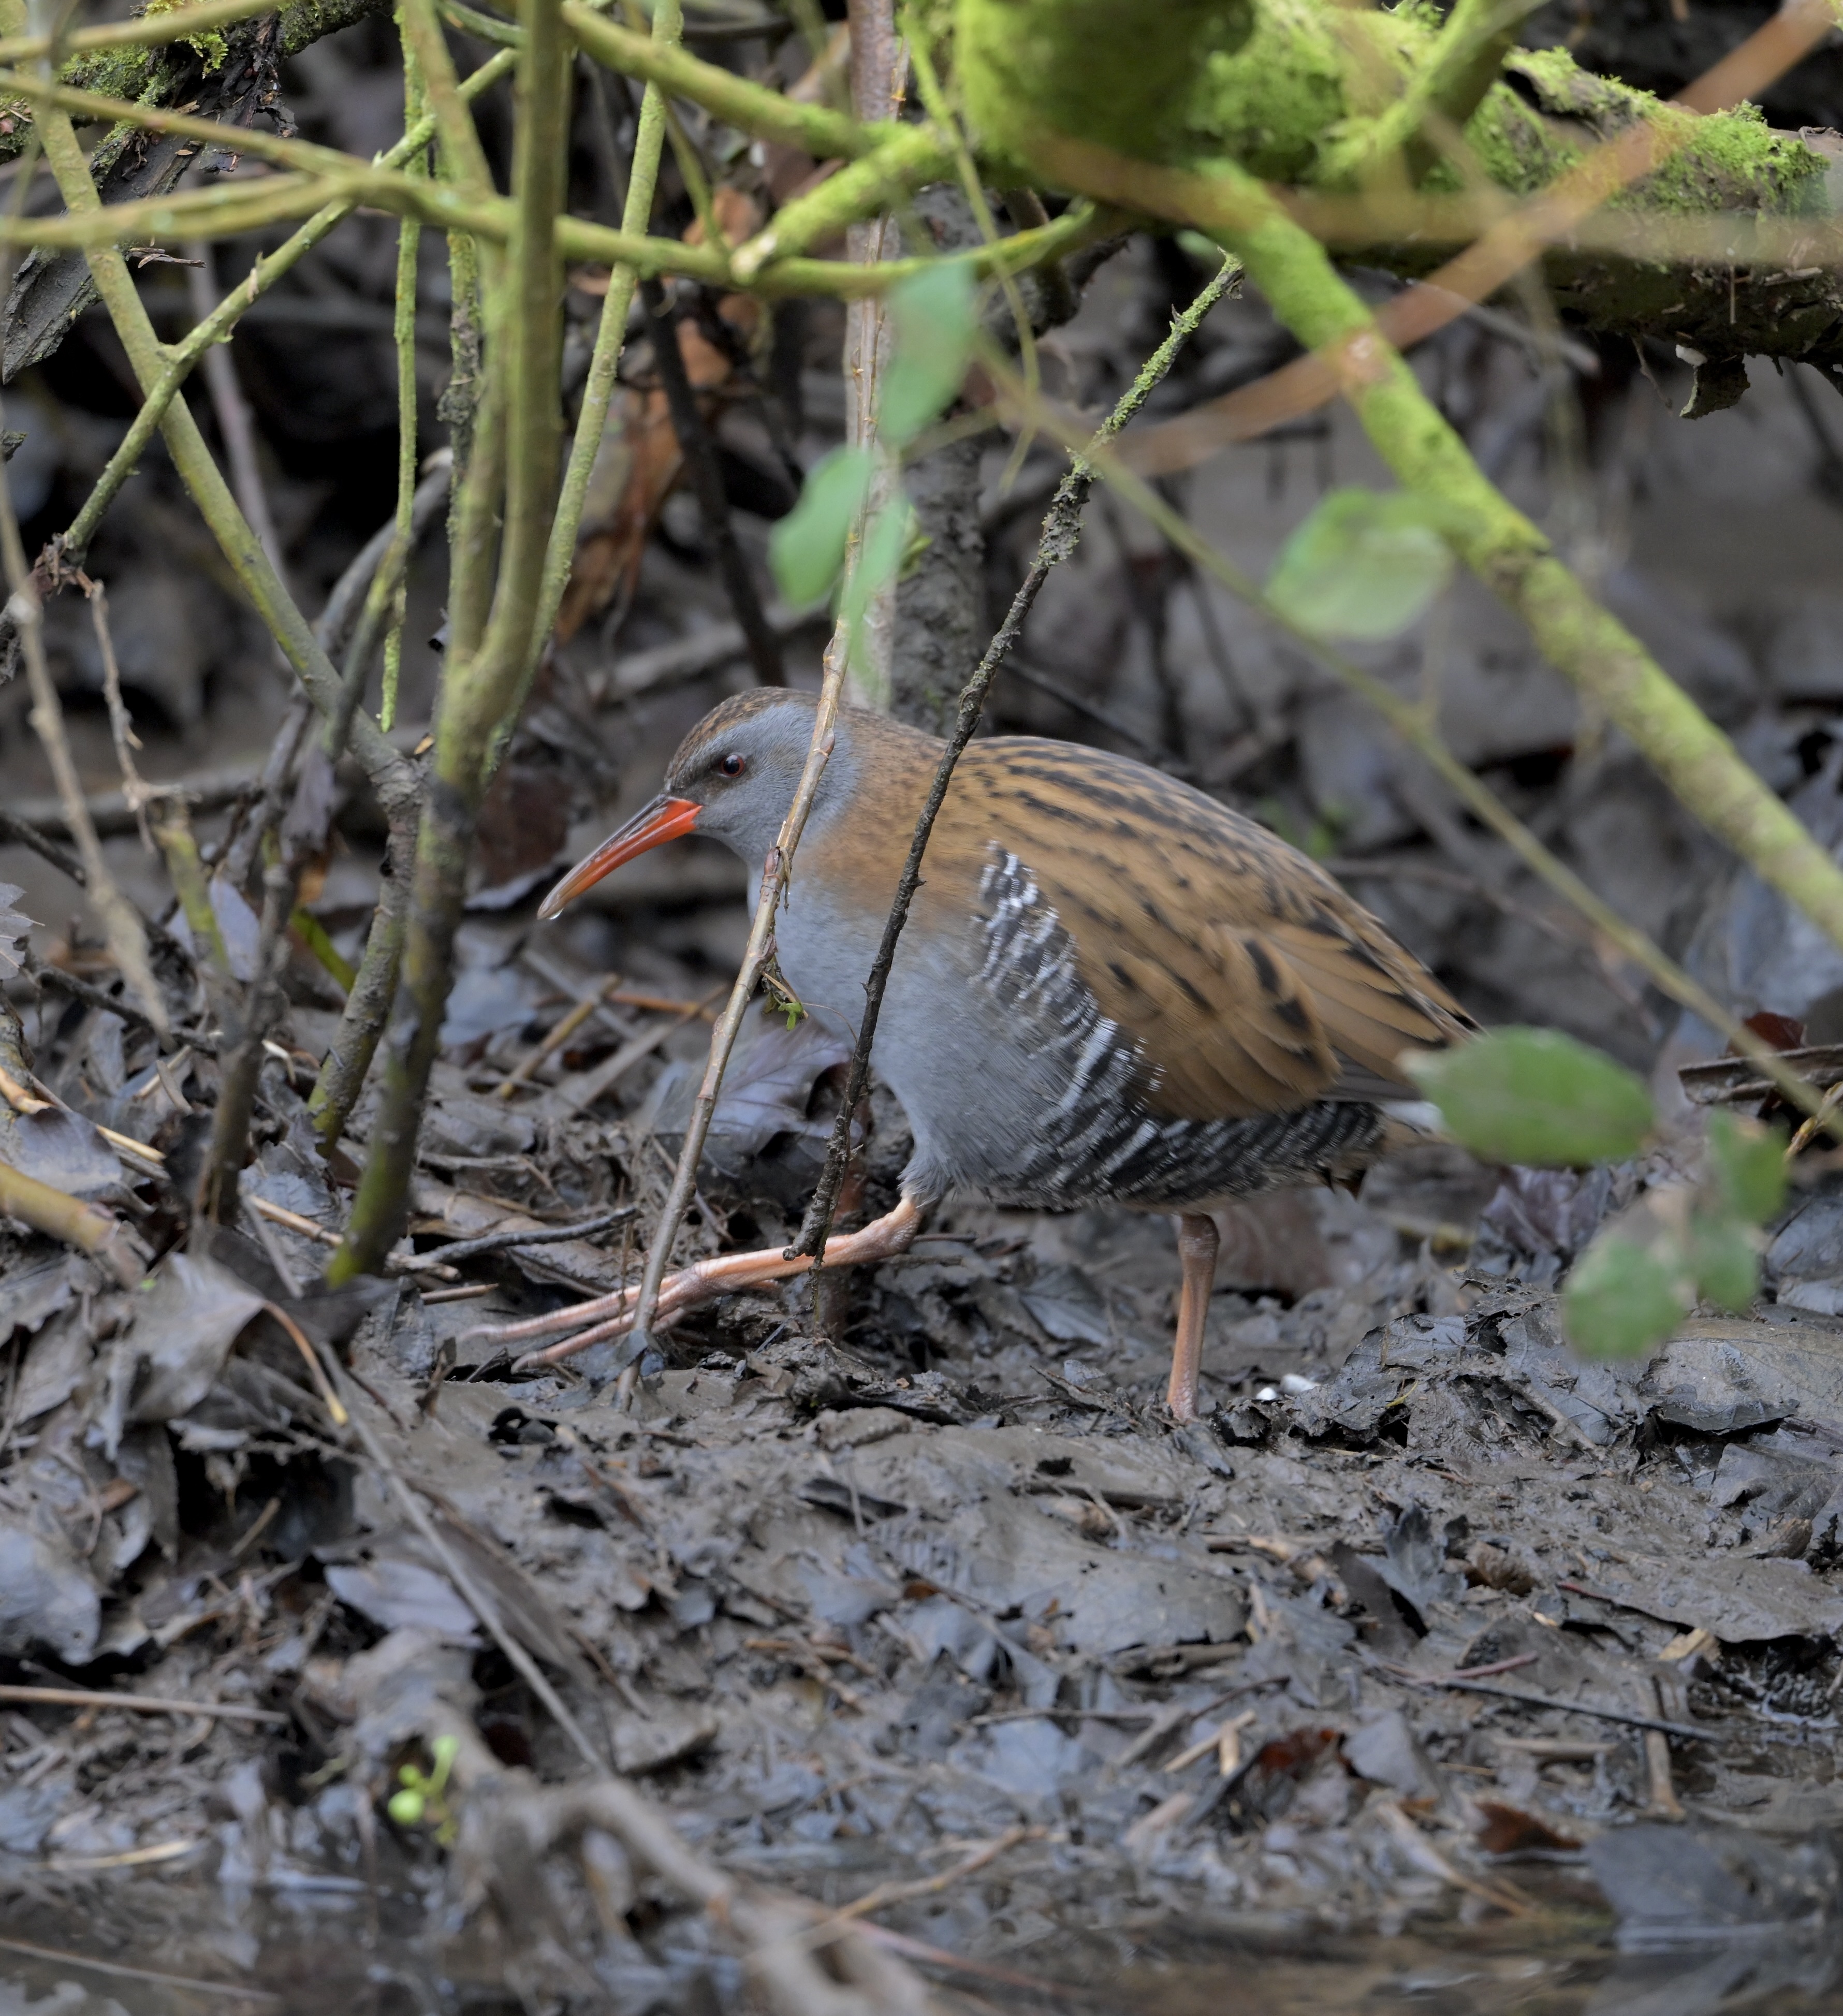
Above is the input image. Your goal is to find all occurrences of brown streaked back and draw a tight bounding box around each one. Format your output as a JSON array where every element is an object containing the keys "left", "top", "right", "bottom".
[{"left": 944, "top": 736, "right": 1476, "bottom": 1121}]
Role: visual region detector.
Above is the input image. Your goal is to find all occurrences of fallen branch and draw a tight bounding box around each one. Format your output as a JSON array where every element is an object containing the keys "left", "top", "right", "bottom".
[
  {"left": 0, "top": 1159, "right": 144, "bottom": 1287},
  {"left": 0, "top": 1684, "right": 287, "bottom": 1723}
]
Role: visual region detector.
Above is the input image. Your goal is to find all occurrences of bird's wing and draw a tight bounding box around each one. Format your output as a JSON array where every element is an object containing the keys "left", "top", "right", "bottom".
[{"left": 960, "top": 739, "right": 1474, "bottom": 1123}]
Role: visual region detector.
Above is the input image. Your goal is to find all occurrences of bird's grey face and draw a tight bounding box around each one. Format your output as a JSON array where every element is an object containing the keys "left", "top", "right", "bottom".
[
  {"left": 537, "top": 699, "right": 824, "bottom": 921},
  {"left": 662, "top": 706, "right": 815, "bottom": 859}
]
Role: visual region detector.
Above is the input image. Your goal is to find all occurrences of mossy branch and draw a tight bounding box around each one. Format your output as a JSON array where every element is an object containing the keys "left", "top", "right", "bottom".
[
  {"left": 1000, "top": 116, "right": 1843, "bottom": 961},
  {"left": 560, "top": 2, "right": 878, "bottom": 162},
  {"left": 33, "top": 103, "right": 420, "bottom": 833},
  {"left": 1210, "top": 172, "right": 1843, "bottom": 960},
  {"left": 332, "top": 0, "right": 572, "bottom": 1281},
  {"left": 51, "top": 46, "right": 517, "bottom": 573},
  {"left": 0, "top": 0, "right": 393, "bottom": 162},
  {"left": 523, "top": 3, "right": 680, "bottom": 729},
  {"left": 1319, "top": 0, "right": 1544, "bottom": 187}
]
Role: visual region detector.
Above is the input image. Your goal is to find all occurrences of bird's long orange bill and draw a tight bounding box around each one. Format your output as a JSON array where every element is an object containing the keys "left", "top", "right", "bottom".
[{"left": 538, "top": 795, "right": 701, "bottom": 920}]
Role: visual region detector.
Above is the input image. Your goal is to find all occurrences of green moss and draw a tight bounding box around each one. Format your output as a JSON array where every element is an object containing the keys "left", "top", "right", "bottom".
[
  {"left": 141, "top": 0, "right": 229, "bottom": 68},
  {"left": 959, "top": 0, "right": 1827, "bottom": 228},
  {"left": 957, "top": 0, "right": 1254, "bottom": 171},
  {"left": 1190, "top": 0, "right": 1358, "bottom": 181}
]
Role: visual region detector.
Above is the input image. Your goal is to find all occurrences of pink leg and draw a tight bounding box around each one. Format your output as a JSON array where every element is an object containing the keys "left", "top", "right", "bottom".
[
  {"left": 1167, "top": 1212, "right": 1219, "bottom": 1422},
  {"left": 507, "top": 1194, "right": 928, "bottom": 1370}
]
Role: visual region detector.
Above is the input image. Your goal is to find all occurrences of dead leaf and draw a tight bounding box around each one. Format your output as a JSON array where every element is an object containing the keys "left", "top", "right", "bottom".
[
  {"left": 99, "top": 1251, "right": 265, "bottom": 1453},
  {"left": 0, "top": 882, "right": 34, "bottom": 983},
  {"left": 0, "top": 1516, "right": 100, "bottom": 1662},
  {"left": 0, "top": 1105, "right": 122, "bottom": 1199},
  {"left": 1474, "top": 1800, "right": 1582, "bottom": 1855},
  {"left": 209, "top": 874, "right": 261, "bottom": 983}
]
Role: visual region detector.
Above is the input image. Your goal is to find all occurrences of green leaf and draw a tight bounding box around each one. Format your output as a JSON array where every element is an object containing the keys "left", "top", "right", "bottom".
[
  {"left": 769, "top": 446, "right": 874, "bottom": 606},
  {"left": 387, "top": 1788, "right": 426, "bottom": 1827},
  {"left": 1266, "top": 486, "right": 1457, "bottom": 641},
  {"left": 881, "top": 262, "right": 977, "bottom": 447},
  {"left": 1563, "top": 1233, "right": 1689, "bottom": 1360},
  {"left": 843, "top": 498, "right": 912, "bottom": 621},
  {"left": 1408, "top": 1027, "right": 1654, "bottom": 1167},
  {"left": 1688, "top": 1209, "right": 1760, "bottom": 1313},
  {"left": 838, "top": 499, "right": 915, "bottom": 692},
  {"left": 1706, "top": 1108, "right": 1787, "bottom": 1224}
]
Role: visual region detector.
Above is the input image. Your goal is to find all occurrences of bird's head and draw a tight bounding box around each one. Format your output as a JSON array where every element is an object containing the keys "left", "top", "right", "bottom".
[{"left": 538, "top": 689, "right": 825, "bottom": 921}]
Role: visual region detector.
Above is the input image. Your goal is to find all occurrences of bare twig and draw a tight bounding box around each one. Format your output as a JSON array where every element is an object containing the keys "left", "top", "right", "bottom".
[
  {"left": 0, "top": 1937, "right": 277, "bottom": 2004},
  {"left": 1386, "top": 1668, "right": 1708, "bottom": 1739},
  {"left": 304, "top": 461, "right": 453, "bottom": 1149},
  {"left": 639, "top": 275, "right": 784, "bottom": 686},
  {"left": 0, "top": 1684, "right": 286, "bottom": 1722},
  {"left": 622, "top": 630, "right": 860, "bottom": 1358},
  {"left": 84, "top": 580, "right": 154, "bottom": 851},
  {"left": 27, "top": 952, "right": 216, "bottom": 1053},
  {"left": 0, "top": 429, "right": 168, "bottom": 1038},
  {"left": 537, "top": 986, "right": 725, "bottom": 1120},
  {"left": 314, "top": 1342, "right": 609, "bottom": 1771},
  {"left": 424, "top": 1208, "right": 633, "bottom": 1264},
  {"left": 821, "top": 1827, "right": 1034, "bottom": 1927},
  {"left": 185, "top": 240, "right": 288, "bottom": 583},
  {"left": 793, "top": 256, "right": 1239, "bottom": 1256},
  {"left": 0, "top": 807, "right": 85, "bottom": 883},
  {"left": 836, "top": 0, "right": 904, "bottom": 709}
]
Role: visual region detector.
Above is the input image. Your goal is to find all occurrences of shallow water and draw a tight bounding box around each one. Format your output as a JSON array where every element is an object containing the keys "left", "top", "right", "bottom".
[{"left": 6, "top": 1880, "right": 1843, "bottom": 2016}]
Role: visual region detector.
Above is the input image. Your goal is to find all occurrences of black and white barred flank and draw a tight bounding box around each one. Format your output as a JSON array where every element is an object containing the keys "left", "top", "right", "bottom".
[{"left": 966, "top": 847, "right": 1383, "bottom": 1211}]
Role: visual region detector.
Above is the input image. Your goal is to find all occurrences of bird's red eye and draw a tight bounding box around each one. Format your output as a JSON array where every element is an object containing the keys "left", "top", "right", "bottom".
[{"left": 719, "top": 753, "right": 746, "bottom": 778}]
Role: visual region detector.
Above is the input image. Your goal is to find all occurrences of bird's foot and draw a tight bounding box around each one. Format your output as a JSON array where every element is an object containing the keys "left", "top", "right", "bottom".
[{"left": 463, "top": 1195, "right": 926, "bottom": 1371}]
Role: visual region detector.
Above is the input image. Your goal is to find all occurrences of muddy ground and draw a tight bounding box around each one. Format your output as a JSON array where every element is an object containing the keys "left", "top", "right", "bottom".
[
  {"left": 8, "top": 5, "right": 1843, "bottom": 2001},
  {"left": 7, "top": 998, "right": 1843, "bottom": 2013}
]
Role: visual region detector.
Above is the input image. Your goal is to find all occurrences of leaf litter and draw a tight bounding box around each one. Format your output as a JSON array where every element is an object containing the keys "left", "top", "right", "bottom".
[{"left": 6, "top": 962, "right": 1843, "bottom": 2012}]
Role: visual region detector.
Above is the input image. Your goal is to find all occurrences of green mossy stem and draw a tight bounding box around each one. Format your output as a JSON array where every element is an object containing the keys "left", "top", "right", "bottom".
[
  {"left": 332, "top": 0, "right": 572, "bottom": 1282},
  {"left": 0, "top": 67, "right": 1101, "bottom": 299},
  {"left": 730, "top": 126, "right": 955, "bottom": 278},
  {"left": 520, "top": 0, "right": 680, "bottom": 742},
  {"left": 1201, "top": 169, "right": 1843, "bottom": 959},
  {"left": 561, "top": 2, "right": 879, "bottom": 162},
  {"left": 33, "top": 103, "right": 419, "bottom": 835},
  {"left": 53, "top": 50, "right": 516, "bottom": 569},
  {"left": 1318, "top": 0, "right": 1541, "bottom": 187}
]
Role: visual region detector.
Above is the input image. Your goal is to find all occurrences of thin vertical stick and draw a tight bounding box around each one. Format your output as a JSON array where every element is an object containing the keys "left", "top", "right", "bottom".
[
  {"left": 51, "top": 45, "right": 515, "bottom": 575},
  {"left": 838, "top": 0, "right": 903, "bottom": 709},
  {"left": 794, "top": 259, "right": 1241, "bottom": 1255},
  {"left": 0, "top": 377, "right": 168, "bottom": 1035},
  {"left": 85, "top": 582, "right": 153, "bottom": 853},
  {"left": 639, "top": 276, "right": 783, "bottom": 686},
  {"left": 331, "top": 0, "right": 571, "bottom": 1281},
  {"left": 185, "top": 242, "right": 287, "bottom": 585},
  {"left": 382, "top": 20, "right": 426, "bottom": 733},
  {"left": 623, "top": 627, "right": 856, "bottom": 1358},
  {"left": 515, "top": 0, "right": 680, "bottom": 734}
]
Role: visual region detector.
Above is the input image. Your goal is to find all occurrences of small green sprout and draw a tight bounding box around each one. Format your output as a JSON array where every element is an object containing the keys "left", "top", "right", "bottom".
[{"left": 386, "top": 1733, "right": 461, "bottom": 1845}]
